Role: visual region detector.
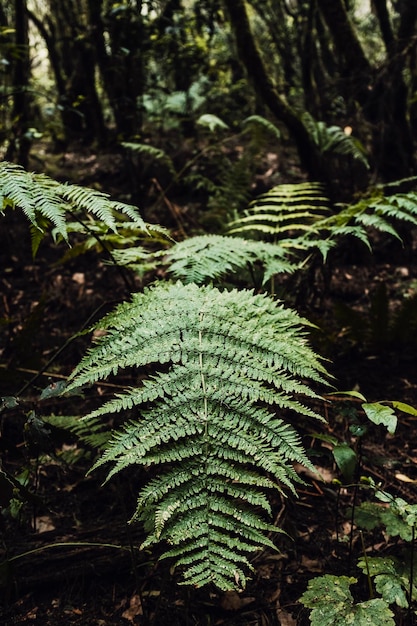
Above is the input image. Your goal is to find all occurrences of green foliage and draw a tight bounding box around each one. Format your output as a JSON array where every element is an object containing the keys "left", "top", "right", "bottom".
[
  {"left": 227, "top": 181, "right": 329, "bottom": 239},
  {"left": 0, "top": 161, "right": 155, "bottom": 255},
  {"left": 197, "top": 113, "right": 230, "bottom": 132},
  {"left": 355, "top": 491, "right": 417, "bottom": 542},
  {"left": 300, "top": 188, "right": 417, "bottom": 258},
  {"left": 194, "top": 114, "right": 283, "bottom": 224},
  {"left": 362, "top": 403, "right": 397, "bottom": 435},
  {"left": 357, "top": 557, "right": 415, "bottom": 609},
  {"left": 67, "top": 281, "right": 326, "bottom": 590},
  {"left": 161, "top": 234, "right": 297, "bottom": 285},
  {"left": 302, "top": 113, "right": 369, "bottom": 169},
  {"left": 300, "top": 575, "right": 395, "bottom": 625},
  {"left": 121, "top": 141, "right": 176, "bottom": 175},
  {"left": 228, "top": 181, "right": 417, "bottom": 263}
]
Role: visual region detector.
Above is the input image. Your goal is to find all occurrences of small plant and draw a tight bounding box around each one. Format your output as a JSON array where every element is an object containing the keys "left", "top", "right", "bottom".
[
  {"left": 301, "top": 485, "right": 417, "bottom": 624},
  {"left": 300, "top": 574, "right": 395, "bottom": 625},
  {"left": 302, "top": 112, "right": 370, "bottom": 170},
  {"left": 227, "top": 181, "right": 417, "bottom": 262},
  {"left": 301, "top": 402, "right": 417, "bottom": 625},
  {"left": 113, "top": 233, "right": 297, "bottom": 288},
  {"left": 123, "top": 113, "right": 282, "bottom": 226},
  {"left": 66, "top": 281, "right": 327, "bottom": 590}
]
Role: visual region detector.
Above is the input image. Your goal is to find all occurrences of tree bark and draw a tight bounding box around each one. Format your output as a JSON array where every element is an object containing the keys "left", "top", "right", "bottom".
[
  {"left": 223, "top": 0, "right": 320, "bottom": 178},
  {"left": 316, "top": 0, "right": 372, "bottom": 104},
  {"left": 318, "top": 0, "right": 416, "bottom": 180},
  {"left": 28, "top": 0, "right": 107, "bottom": 145},
  {"left": 372, "top": 0, "right": 394, "bottom": 52},
  {"left": 5, "top": 0, "right": 31, "bottom": 166}
]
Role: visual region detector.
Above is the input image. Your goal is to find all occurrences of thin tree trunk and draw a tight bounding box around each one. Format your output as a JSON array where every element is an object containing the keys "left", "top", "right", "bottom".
[
  {"left": 372, "top": 0, "right": 394, "bottom": 52},
  {"left": 223, "top": 0, "right": 320, "bottom": 178},
  {"left": 5, "top": 0, "right": 31, "bottom": 167}
]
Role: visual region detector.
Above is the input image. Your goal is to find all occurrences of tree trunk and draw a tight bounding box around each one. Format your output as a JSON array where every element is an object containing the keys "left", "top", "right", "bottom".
[
  {"left": 94, "top": 2, "right": 145, "bottom": 139},
  {"left": 372, "top": 0, "right": 394, "bottom": 51},
  {"left": 223, "top": 0, "right": 320, "bottom": 179},
  {"left": 318, "top": 0, "right": 416, "bottom": 180},
  {"left": 5, "top": 0, "right": 31, "bottom": 167},
  {"left": 28, "top": 0, "right": 107, "bottom": 146}
]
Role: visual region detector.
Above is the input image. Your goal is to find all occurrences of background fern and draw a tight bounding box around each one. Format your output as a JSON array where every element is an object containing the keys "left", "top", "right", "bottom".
[
  {"left": 227, "top": 181, "right": 330, "bottom": 240},
  {"left": 302, "top": 112, "right": 370, "bottom": 169},
  {"left": 0, "top": 161, "right": 157, "bottom": 254},
  {"left": 227, "top": 181, "right": 417, "bottom": 262},
  {"left": 67, "top": 281, "right": 327, "bottom": 590}
]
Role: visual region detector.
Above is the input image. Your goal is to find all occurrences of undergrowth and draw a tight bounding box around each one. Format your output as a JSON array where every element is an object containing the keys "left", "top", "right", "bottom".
[{"left": 1, "top": 152, "right": 417, "bottom": 615}]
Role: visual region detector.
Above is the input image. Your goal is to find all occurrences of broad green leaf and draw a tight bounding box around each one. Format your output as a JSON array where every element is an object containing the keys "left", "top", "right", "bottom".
[
  {"left": 374, "top": 575, "right": 408, "bottom": 608},
  {"left": 362, "top": 403, "right": 397, "bottom": 434},
  {"left": 380, "top": 506, "right": 413, "bottom": 541},
  {"left": 329, "top": 390, "right": 367, "bottom": 402},
  {"left": 357, "top": 557, "right": 409, "bottom": 608},
  {"left": 354, "top": 502, "right": 384, "bottom": 530},
  {"left": 333, "top": 443, "right": 357, "bottom": 481},
  {"left": 40, "top": 380, "right": 68, "bottom": 399},
  {"left": 301, "top": 575, "right": 395, "bottom": 625}
]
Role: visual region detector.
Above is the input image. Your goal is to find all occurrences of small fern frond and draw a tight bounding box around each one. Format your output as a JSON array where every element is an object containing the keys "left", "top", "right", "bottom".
[
  {"left": 196, "top": 113, "right": 230, "bottom": 132},
  {"left": 295, "top": 188, "right": 417, "bottom": 258},
  {"left": 69, "top": 282, "right": 326, "bottom": 590},
  {"left": 227, "top": 182, "right": 330, "bottom": 240},
  {"left": 163, "top": 234, "right": 296, "bottom": 285},
  {"left": 121, "top": 141, "right": 176, "bottom": 175},
  {"left": 354, "top": 212, "right": 402, "bottom": 240},
  {"left": 241, "top": 115, "right": 281, "bottom": 142},
  {"left": 302, "top": 113, "right": 369, "bottom": 168}
]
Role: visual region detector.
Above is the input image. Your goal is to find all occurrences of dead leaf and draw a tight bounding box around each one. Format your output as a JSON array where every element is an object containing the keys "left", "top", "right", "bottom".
[
  {"left": 24, "top": 607, "right": 38, "bottom": 620},
  {"left": 220, "top": 591, "right": 255, "bottom": 611},
  {"left": 122, "top": 594, "right": 143, "bottom": 621},
  {"left": 395, "top": 472, "right": 417, "bottom": 484},
  {"left": 72, "top": 272, "right": 85, "bottom": 285},
  {"left": 277, "top": 608, "right": 297, "bottom": 625},
  {"left": 34, "top": 515, "right": 56, "bottom": 533}
]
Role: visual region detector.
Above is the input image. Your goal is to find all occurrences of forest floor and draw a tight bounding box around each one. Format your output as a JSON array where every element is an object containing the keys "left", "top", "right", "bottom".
[{"left": 1, "top": 144, "right": 417, "bottom": 625}]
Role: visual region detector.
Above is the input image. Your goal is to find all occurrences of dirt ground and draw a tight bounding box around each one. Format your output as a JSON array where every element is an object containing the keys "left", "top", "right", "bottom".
[{"left": 1, "top": 146, "right": 417, "bottom": 625}]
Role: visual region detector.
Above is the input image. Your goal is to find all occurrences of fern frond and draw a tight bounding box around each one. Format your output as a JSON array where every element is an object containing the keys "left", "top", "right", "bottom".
[
  {"left": 227, "top": 182, "right": 330, "bottom": 239},
  {"left": 0, "top": 161, "right": 154, "bottom": 255},
  {"left": 354, "top": 212, "right": 402, "bottom": 240},
  {"left": 241, "top": 114, "right": 281, "bottom": 141},
  {"left": 302, "top": 113, "right": 369, "bottom": 168},
  {"left": 163, "top": 234, "right": 296, "bottom": 285},
  {"left": 295, "top": 188, "right": 417, "bottom": 258},
  {"left": 121, "top": 141, "right": 176, "bottom": 175},
  {"left": 69, "top": 282, "right": 326, "bottom": 590},
  {"left": 197, "top": 113, "right": 230, "bottom": 132}
]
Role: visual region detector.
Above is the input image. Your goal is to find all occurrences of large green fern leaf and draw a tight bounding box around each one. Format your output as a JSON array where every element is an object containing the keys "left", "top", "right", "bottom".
[{"left": 68, "top": 282, "right": 326, "bottom": 590}]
